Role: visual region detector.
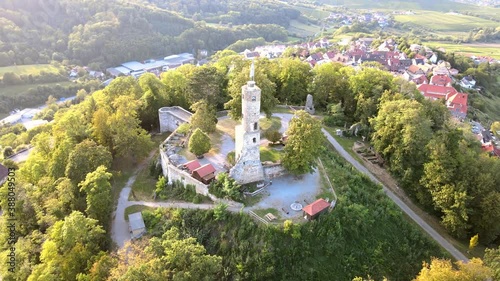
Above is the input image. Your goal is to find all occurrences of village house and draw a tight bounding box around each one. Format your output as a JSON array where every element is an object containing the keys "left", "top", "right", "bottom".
[
  {"left": 460, "top": 76, "right": 476, "bottom": 89},
  {"left": 418, "top": 84, "right": 468, "bottom": 118},
  {"left": 430, "top": 74, "right": 452, "bottom": 87}
]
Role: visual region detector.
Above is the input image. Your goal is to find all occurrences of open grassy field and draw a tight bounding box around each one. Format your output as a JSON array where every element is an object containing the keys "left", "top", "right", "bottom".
[
  {"left": 0, "top": 64, "right": 64, "bottom": 76},
  {"left": 395, "top": 11, "right": 499, "bottom": 37},
  {"left": 424, "top": 41, "right": 500, "bottom": 59},
  {"left": 0, "top": 81, "right": 74, "bottom": 97}
]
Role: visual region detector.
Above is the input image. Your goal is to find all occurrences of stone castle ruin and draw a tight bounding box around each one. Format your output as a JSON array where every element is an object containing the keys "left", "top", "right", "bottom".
[
  {"left": 229, "top": 79, "right": 265, "bottom": 184},
  {"left": 158, "top": 106, "right": 192, "bottom": 133}
]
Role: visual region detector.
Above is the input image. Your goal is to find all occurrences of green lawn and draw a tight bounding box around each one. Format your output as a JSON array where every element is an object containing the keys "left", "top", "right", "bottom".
[
  {"left": 252, "top": 208, "right": 281, "bottom": 220},
  {"left": 395, "top": 11, "right": 499, "bottom": 36},
  {"left": 216, "top": 118, "right": 239, "bottom": 139},
  {"left": 424, "top": 41, "right": 500, "bottom": 59},
  {"left": 0, "top": 81, "right": 74, "bottom": 97},
  {"left": 0, "top": 64, "right": 64, "bottom": 76},
  {"left": 125, "top": 205, "right": 156, "bottom": 220},
  {"left": 259, "top": 146, "right": 283, "bottom": 163},
  {"left": 260, "top": 116, "right": 281, "bottom": 132}
]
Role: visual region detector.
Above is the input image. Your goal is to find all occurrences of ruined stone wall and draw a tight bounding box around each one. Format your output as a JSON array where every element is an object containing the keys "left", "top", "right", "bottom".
[
  {"left": 263, "top": 164, "right": 287, "bottom": 179},
  {"left": 159, "top": 148, "right": 214, "bottom": 198},
  {"left": 158, "top": 106, "right": 192, "bottom": 133}
]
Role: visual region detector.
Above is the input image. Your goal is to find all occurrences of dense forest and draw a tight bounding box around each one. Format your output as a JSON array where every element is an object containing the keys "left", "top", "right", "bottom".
[{"left": 0, "top": 0, "right": 292, "bottom": 69}]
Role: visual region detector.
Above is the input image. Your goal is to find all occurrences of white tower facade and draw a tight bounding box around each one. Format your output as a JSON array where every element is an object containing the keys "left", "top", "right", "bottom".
[{"left": 229, "top": 79, "right": 265, "bottom": 184}]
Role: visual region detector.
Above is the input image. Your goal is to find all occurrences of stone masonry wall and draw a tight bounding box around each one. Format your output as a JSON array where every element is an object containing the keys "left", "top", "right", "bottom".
[{"left": 263, "top": 164, "right": 287, "bottom": 179}]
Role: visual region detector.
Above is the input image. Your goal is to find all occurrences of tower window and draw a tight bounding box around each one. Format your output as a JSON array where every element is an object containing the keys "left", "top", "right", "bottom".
[
  {"left": 254, "top": 122, "right": 258, "bottom": 130},
  {"left": 253, "top": 137, "right": 256, "bottom": 143},
  {"left": 252, "top": 96, "right": 256, "bottom": 101}
]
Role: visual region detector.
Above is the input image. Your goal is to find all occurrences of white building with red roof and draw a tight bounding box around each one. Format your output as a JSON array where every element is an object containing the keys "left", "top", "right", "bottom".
[{"left": 418, "top": 84, "right": 468, "bottom": 118}]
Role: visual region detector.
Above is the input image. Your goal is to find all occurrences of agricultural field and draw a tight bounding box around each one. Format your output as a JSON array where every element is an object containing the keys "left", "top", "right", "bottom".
[
  {"left": 0, "top": 81, "right": 74, "bottom": 98},
  {"left": 394, "top": 11, "right": 499, "bottom": 37},
  {"left": 319, "top": 0, "right": 500, "bottom": 20},
  {"left": 0, "top": 64, "right": 65, "bottom": 76},
  {"left": 424, "top": 41, "right": 500, "bottom": 59}
]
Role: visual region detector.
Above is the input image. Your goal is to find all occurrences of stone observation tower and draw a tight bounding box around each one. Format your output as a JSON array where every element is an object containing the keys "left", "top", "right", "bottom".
[{"left": 229, "top": 62, "right": 265, "bottom": 184}]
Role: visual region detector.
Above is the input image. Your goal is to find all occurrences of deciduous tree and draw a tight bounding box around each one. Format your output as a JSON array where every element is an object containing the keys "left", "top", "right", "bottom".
[
  {"left": 79, "top": 166, "right": 113, "bottom": 229},
  {"left": 282, "top": 110, "right": 324, "bottom": 175},
  {"left": 190, "top": 100, "right": 218, "bottom": 133},
  {"left": 65, "top": 140, "right": 112, "bottom": 185}
]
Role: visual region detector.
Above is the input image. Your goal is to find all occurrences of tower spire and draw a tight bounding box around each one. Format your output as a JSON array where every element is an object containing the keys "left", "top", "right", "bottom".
[{"left": 250, "top": 60, "right": 255, "bottom": 81}]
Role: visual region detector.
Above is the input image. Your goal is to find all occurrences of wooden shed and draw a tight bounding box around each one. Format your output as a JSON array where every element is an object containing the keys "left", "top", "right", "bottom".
[
  {"left": 302, "top": 199, "right": 330, "bottom": 220},
  {"left": 128, "top": 212, "right": 146, "bottom": 239},
  {"left": 192, "top": 164, "right": 216, "bottom": 184}
]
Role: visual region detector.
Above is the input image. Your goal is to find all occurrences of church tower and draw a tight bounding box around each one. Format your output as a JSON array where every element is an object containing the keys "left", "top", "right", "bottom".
[{"left": 229, "top": 62, "right": 265, "bottom": 184}]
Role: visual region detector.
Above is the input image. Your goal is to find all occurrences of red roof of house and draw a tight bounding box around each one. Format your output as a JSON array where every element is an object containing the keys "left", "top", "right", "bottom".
[
  {"left": 446, "top": 93, "right": 468, "bottom": 115},
  {"left": 415, "top": 54, "right": 426, "bottom": 60},
  {"left": 482, "top": 144, "right": 494, "bottom": 152},
  {"left": 325, "top": 51, "right": 336, "bottom": 59},
  {"left": 192, "top": 164, "right": 216, "bottom": 178},
  {"left": 302, "top": 199, "right": 330, "bottom": 216},
  {"left": 408, "top": 65, "right": 421, "bottom": 74},
  {"left": 183, "top": 160, "right": 201, "bottom": 173},
  {"left": 430, "top": 74, "right": 452, "bottom": 86},
  {"left": 418, "top": 84, "right": 457, "bottom": 98},
  {"left": 412, "top": 74, "right": 428, "bottom": 85}
]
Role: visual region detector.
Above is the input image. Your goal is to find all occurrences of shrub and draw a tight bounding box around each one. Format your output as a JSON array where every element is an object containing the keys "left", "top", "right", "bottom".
[
  {"left": 265, "top": 129, "right": 282, "bottom": 143},
  {"left": 188, "top": 128, "right": 211, "bottom": 157},
  {"left": 3, "top": 146, "right": 14, "bottom": 158},
  {"left": 176, "top": 123, "right": 191, "bottom": 135}
]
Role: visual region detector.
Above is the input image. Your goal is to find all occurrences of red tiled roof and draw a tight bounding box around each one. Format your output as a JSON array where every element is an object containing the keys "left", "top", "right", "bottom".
[
  {"left": 325, "top": 51, "right": 336, "bottom": 59},
  {"left": 446, "top": 93, "right": 468, "bottom": 115},
  {"left": 408, "top": 65, "right": 421, "bottom": 74},
  {"left": 430, "top": 74, "right": 451, "bottom": 86},
  {"left": 412, "top": 75, "right": 428, "bottom": 85},
  {"left": 415, "top": 54, "right": 426, "bottom": 60},
  {"left": 183, "top": 160, "right": 201, "bottom": 173},
  {"left": 482, "top": 144, "right": 494, "bottom": 152},
  {"left": 192, "top": 164, "right": 216, "bottom": 178},
  {"left": 418, "top": 84, "right": 457, "bottom": 97},
  {"left": 302, "top": 199, "right": 330, "bottom": 216}
]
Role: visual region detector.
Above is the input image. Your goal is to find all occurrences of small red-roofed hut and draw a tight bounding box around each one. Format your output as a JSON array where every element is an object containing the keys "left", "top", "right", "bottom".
[
  {"left": 302, "top": 198, "right": 330, "bottom": 220},
  {"left": 192, "top": 164, "right": 216, "bottom": 184}
]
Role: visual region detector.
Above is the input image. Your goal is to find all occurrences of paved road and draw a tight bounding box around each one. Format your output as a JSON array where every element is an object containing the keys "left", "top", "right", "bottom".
[
  {"left": 8, "top": 147, "right": 33, "bottom": 163},
  {"left": 321, "top": 128, "right": 469, "bottom": 262}
]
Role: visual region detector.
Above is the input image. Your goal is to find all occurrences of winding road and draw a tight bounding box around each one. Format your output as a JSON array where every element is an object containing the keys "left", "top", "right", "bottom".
[{"left": 111, "top": 113, "right": 468, "bottom": 262}]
